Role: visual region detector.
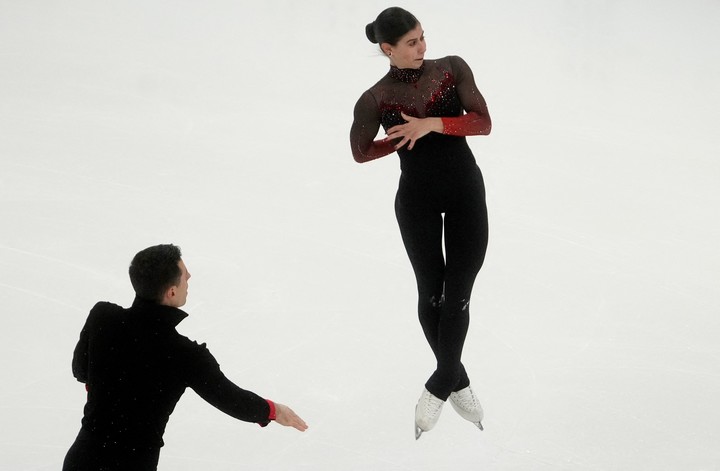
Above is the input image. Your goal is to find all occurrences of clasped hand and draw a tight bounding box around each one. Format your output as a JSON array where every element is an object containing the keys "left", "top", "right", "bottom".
[{"left": 385, "top": 112, "right": 443, "bottom": 150}]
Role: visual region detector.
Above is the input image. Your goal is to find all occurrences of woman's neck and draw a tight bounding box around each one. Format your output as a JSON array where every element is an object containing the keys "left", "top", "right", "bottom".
[{"left": 389, "top": 62, "right": 425, "bottom": 84}]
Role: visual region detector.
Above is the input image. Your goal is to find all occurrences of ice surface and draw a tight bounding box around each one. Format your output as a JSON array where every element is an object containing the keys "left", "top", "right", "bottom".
[{"left": 1, "top": 1, "right": 719, "bottom": 470}]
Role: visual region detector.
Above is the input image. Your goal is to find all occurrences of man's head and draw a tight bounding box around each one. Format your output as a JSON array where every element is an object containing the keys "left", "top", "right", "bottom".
[{"left": 129, "top": 244, "right": 191, "bottom": 307}]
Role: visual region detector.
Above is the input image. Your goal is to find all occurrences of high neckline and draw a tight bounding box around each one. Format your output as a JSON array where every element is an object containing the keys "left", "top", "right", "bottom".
[
  {"left": 389, "top": 62, "right": 425, "bottom": 84},
  {"left": 131, "top": 296, "right": 189, "bottom": 326}
]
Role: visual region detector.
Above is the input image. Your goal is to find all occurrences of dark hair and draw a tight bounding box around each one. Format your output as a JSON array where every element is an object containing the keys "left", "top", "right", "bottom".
[
  {"left": 365, "top": 7, "right": 419, "bottom": 46},
  {"left": 129, "top": 244, "right": 183, "bottom": 303}
]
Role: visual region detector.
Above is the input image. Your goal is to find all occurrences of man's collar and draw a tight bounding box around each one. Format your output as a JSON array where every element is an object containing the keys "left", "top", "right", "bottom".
[{"left": 131, "top": 296, "right": 189, "bottom": 326}]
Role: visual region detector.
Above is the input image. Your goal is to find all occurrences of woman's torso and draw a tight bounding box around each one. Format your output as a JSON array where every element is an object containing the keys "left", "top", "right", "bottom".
[{"left": 367, "top": 57, "right": 478, "bottom": 178}]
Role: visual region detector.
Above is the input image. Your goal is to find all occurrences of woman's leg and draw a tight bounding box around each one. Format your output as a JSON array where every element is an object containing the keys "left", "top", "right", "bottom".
[
  {"left": 395, "top": 186, "right": 445, "bottom": 363},
  {"left": 426, "top": 171, "right": 489, "bottom": 399}
]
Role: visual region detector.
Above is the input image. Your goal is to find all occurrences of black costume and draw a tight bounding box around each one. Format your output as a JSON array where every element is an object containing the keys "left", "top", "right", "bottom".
[
  {"left": 350, "top": 56, "right": 491, "bottom": 401},
  {"left": 63, "top": 298, "right": 273, "bottom": 471}
]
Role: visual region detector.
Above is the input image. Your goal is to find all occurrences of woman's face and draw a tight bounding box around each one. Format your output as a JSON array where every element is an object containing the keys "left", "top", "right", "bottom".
[{"left": 383, "top": 23, "right": 426, "bottom": 69}]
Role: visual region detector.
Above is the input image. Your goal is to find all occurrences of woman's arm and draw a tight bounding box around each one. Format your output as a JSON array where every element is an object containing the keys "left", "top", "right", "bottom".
[
  {"left": 441, "top": 55, "right": 491, "bottom": 136},
  {"left": 350, "top": 91, "right": 397, "bottom": 163}
]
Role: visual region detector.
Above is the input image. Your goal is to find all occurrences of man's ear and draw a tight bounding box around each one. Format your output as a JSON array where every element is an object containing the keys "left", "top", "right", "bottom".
[{"left": 161, "top": 286, "right": 176, "bottom": 305}]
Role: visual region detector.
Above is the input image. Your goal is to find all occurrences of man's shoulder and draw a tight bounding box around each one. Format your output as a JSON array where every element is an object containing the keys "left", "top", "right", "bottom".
[
  {"left": 89, "top": 301, "right": 125, "bottom": 315},
  {"left": 85, "top": 301, "right": 126, "bottom": 325}
]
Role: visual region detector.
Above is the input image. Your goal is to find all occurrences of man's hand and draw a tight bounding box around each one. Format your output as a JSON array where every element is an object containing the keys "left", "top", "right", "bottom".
[{"left": 274, "top": 403, "right": 308, "bottom": 431}]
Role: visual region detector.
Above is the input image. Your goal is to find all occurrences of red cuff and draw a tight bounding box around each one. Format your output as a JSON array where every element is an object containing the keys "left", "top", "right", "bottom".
[
  {"left": 353, "top": 138, "right": 396, "bottom": 163},
  {"left": 441, "top": 112, "right": 491, "bottom": 136},
  {"left": 266, "top": 399, "right": 277, "bottom": 421}
]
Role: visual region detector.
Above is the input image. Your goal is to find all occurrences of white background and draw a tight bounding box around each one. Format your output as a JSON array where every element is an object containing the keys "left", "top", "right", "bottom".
[{"left": 1, "top": 1, "right": 719, "bottom": 469}]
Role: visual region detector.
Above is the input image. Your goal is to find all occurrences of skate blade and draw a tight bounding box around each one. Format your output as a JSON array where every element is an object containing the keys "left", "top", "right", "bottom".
[
  {"left": 415, "top": 424, "right": 423, "bottom": 440},
  {"left": 476, "top": 421, "right": 484, "bottom": 431}
]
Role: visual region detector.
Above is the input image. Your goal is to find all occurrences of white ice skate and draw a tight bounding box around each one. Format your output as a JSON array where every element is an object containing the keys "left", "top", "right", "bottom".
[
  {"left": 414, "top": 388, "right": 445, "bottom": 439},
  {"left": 449, "top": 385, "right": 484, "bottom": 431}
]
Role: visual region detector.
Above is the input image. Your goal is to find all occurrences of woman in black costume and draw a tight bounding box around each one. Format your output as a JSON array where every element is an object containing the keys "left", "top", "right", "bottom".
[{"left": 349, "top": 7, "right": 491, "bottom": 438}]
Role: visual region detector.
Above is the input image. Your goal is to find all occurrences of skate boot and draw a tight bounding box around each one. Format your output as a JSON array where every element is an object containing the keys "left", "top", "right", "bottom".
[
  {"left": 449, "top": 385, "right": 484, "bottom": 431},
  {"left": 414, "top": 388, "right": 445, "bottom": 439}
]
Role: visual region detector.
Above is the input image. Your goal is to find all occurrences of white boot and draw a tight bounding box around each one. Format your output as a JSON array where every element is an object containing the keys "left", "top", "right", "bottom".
[
  {"left": 449, "top": 385, "right": 484, "bottom": 430},
  {"left": 415, "top": 388, "right": 445, "bottom": 439}
]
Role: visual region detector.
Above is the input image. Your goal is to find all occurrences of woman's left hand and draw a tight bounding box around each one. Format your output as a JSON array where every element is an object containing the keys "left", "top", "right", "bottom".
[{"left": 386, "top": 112, "right": 443, "bottom": 150}]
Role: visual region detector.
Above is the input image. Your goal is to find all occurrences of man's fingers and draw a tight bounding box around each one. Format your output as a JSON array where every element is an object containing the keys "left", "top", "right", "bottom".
[
  {"left": 292, "top": 415, "right": 308, "bottom": 431},
  {"left": 276, "top": 404, "right": 309, "bottom": 431}
]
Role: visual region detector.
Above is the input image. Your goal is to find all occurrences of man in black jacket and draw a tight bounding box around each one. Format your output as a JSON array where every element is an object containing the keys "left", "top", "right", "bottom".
[{"left": 63, "top": 244, "right": 307, "bottom": 471}]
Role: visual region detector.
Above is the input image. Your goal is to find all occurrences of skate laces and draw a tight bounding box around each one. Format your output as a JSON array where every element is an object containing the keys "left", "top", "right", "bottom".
[
  {"left": 420, "top": 390, "right": 444, "bottom": 416},
  {"left": 451, "top": 387, "right": 479, "bottom": 411}
]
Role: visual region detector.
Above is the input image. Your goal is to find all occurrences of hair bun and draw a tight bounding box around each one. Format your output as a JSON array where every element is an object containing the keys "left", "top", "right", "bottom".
[{"left": 365, "top": 22, "right": 378, "bottom": 43}]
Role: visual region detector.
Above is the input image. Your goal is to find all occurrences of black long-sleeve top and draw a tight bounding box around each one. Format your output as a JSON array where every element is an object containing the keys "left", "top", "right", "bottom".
[{"left": 71, "top": 297, "right": 272, "bottom": 449}]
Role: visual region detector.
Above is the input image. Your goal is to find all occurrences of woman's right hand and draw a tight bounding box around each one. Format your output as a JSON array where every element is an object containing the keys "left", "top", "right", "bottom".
[{"left": 386, "top": 112, "right": 444, "bottom": 150}]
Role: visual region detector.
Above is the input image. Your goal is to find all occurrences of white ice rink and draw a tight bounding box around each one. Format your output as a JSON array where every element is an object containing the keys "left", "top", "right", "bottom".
[{"left": 2, "top": 1, "right": 719, "bottom": 469}]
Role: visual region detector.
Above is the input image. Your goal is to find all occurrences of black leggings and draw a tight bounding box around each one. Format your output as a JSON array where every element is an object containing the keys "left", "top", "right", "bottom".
[{"left": 395, "top": 166, "right": 488, "bottom": 400}]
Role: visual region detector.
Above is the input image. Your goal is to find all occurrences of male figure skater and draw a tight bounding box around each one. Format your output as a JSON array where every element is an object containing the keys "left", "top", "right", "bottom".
[{"left": 63, "top": 244, "right": 307, "bottom": 470}]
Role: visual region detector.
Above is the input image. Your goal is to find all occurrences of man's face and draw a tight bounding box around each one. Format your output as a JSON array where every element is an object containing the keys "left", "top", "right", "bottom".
[{"left": 166, "top": 260, "right": 191, "bottom": 307}]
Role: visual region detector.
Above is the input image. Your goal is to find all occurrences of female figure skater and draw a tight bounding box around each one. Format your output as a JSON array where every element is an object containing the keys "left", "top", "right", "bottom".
[{"left": 349, "top": 7, "right": 491, "bottom": 439}]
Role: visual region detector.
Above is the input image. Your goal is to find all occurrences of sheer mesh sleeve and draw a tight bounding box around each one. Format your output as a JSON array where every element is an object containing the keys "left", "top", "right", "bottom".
[
  {"left": 441, "top": 56, "right": 491, "bottom": 136},
  {"left": 350, "top": 90, "right": 397, "bottom": 163}
]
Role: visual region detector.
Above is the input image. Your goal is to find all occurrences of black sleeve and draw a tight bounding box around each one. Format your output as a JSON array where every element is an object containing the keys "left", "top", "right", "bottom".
[
  {"left": 448, "top": 55, "right": 490, "bottom": 116},
  {"left": 349, "top": 90, "right": 397, "bottom": 163},
  {"left": 71, "top": 322, "right": 89, "bottom": 383},
  {"left": 71, "top": 301, "right": 124, "bottom": 384},
  {"left": 182, "top": 339, "right": 271, "bottom": 425}
]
